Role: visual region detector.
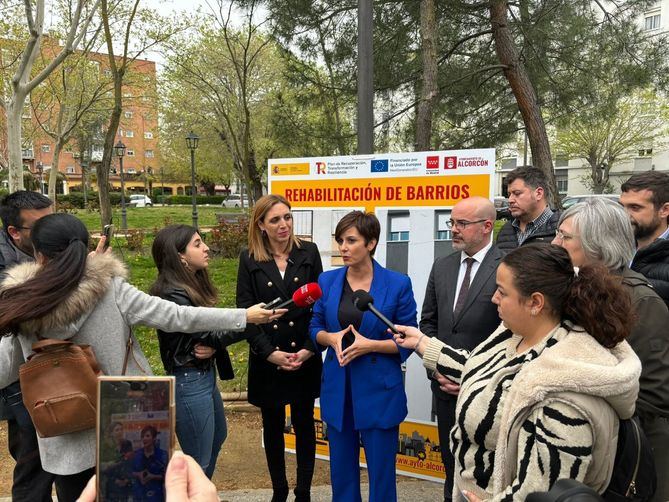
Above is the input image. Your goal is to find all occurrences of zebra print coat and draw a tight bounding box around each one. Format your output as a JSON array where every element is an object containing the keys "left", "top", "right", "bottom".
[{"left": 422, "top": 322, "right": 641, "bottom": 501}]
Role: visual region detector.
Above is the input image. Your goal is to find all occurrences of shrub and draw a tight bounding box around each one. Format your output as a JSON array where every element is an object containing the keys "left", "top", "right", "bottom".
[
  {"left": 165, "top": 195, "right": 225, "bottom": 205},
  {"left": 125, "top": 229, "right": 145, "bottom": 251},
  {"left": 207, "top": 217, "right": 249, "bottom": 258}
]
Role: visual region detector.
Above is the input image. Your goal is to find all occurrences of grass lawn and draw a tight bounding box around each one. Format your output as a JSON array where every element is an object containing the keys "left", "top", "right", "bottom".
[{"left": 73, "top": 205, "right": 245, "bottom": 232}]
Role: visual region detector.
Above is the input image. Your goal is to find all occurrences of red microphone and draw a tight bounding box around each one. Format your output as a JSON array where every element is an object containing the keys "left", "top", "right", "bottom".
[{"left": 274, "top": 283, "right": 322, "bottom": 309}]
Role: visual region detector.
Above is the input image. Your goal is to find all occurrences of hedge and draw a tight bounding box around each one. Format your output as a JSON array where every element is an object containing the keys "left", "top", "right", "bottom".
[{"left": 165, "top": 195, "right": 226, "bottom": 205}]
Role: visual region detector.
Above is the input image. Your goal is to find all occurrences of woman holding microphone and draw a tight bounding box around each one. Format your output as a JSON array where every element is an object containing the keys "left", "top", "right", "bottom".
[
  {"left": 236, "top": 194, "right": 323, "bottom": 502},
  {"left": 310, "top": 211, "right": 417, "bottom": 502}
]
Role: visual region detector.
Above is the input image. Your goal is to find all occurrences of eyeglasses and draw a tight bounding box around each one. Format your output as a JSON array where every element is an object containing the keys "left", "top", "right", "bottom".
[
  {"left": 446, "top": 219, "right": 487, "bottom": 230},
  {"left": 554, "top": 229, "right": 578, "bottom": 241}
]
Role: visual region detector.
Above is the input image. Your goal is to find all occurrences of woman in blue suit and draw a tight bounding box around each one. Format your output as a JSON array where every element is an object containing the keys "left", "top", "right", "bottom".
[{"left": 310, "top": 211, "right": 417, "bottom": 502}]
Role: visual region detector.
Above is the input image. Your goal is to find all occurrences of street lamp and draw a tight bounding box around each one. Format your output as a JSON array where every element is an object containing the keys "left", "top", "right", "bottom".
[
  {"left": 114, "top": 140, "right": 127, "bottom": 232},
  {"left": 36, "top": 162, "right": 43, "bottom": 194},
  {"left": 186, "top": 131, "right": 199, "bottom": 228},
  {"left": 81, "top": 150, "right": 89, "bottom": 207}
]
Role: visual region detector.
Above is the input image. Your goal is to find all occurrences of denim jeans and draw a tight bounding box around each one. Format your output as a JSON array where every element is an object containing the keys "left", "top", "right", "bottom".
[
  {"left": 0, "top": 381, "right": 55, "bottom": 502},
  {"left": 173, "top": 367, "right": 227, "bottom": 478}
]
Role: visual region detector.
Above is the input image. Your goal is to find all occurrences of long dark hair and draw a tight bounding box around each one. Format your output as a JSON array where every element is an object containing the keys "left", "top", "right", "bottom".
[
  {"left": 150, "top": 225, "right": 217, "bottom": 307},
  {"left": 0, "top": 213, "right": 89, "bottom": 334},
  {"left": 502, "top": 243, "right": 633, "bottom": 348}
]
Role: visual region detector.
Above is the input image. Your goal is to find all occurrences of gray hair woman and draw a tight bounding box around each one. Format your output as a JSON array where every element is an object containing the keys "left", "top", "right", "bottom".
[{"left": 552, "top": 197, "right": 669, "bottom": 500}]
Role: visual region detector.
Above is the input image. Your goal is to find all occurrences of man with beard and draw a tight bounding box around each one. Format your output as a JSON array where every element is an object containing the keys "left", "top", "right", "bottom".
[
  {"left": 621, "top": 171, "right": 669, "bottom": 308},
  {"left": 420, "top": 197, "right": 504, "bottom": 501},
  {"left": 0, "top": 190, "right": 55, "bottom": 502},
  {"left": 495, "top": 166, "right": 560, "bottom": 250}
]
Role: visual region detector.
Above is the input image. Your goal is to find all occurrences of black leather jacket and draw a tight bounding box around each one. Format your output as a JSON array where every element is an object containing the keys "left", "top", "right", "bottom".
[{"left": 157, "top": 288, "right": 244, "bottom": 379}]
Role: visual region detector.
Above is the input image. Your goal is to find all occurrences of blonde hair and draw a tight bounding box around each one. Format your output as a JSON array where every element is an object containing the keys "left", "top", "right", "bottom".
[{"left": 247, "top": 194, "right": 301, "bottom": 262}]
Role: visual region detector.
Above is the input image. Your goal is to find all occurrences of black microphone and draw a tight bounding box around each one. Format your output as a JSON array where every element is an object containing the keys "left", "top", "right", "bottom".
[{"left": 351, "top": 290, "right": 404, "bottom": 338}]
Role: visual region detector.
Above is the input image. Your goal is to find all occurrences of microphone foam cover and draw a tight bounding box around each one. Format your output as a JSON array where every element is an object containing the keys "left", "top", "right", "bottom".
[
  {"left": 293, "top": 282, "right": 323, "bottom": 307},
  {"left": 352, "top": 290, "right": 373, "bottom": 311}
]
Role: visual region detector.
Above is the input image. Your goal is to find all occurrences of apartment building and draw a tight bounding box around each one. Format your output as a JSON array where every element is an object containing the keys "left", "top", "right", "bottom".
[
  {"left": 5, "top": 38, "right": 160, "bottom": 195},
  {"left": 496, "top": 1, "right": 668, "bottom": 197}
]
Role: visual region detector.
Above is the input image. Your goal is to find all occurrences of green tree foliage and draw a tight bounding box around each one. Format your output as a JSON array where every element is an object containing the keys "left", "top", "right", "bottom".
[
  {"left": 161, "top": 0, "right": 299, "bottom": 199},
  {"left": 556, "top": 90, "right": 668, "bottom": 193}
]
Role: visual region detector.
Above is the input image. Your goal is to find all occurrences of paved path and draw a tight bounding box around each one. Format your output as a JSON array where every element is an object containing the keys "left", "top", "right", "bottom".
[{"left": 0, "top": 478, "right": 442, "bottom": 501}]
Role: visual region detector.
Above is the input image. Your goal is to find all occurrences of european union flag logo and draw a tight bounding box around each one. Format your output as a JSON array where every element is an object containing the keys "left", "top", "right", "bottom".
[{"left": 371, "top": 159, "right": 389, "bottom": 173}]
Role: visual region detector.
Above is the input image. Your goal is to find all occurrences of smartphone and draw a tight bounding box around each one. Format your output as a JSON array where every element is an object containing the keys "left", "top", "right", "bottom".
[
  {"left": 264, "top": 297, "right": 283, "bottom": 310},
  {"left": 96, "top": 376, "right": 175, "bottom": 502},
  {"left": 102, "top": 224, "right": 114, "bottom": 249}
]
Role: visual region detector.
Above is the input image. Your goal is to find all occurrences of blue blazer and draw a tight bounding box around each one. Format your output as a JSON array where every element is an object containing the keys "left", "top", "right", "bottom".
[{"left": 309, "top": 260, "right": 417, "bottom": 432}]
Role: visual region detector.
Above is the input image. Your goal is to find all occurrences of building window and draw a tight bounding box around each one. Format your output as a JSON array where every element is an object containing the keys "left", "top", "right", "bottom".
[
  {"left": 644, "top": 14, "right": 661, "bottom": 30},
  {"left": 388, "top": 213, "right": 410, "bottom": 242},
  {"left": 123, "top": 92, "right": 133, "bottom": 98},
  {"left": 331, "top": 210, "right": 349, "bottom": 234},
  {"left": 555, "top": 154, "right": 569, "bottom": 167},
  {"left": 126, "top": 149, "right": 135, "bottom": 157},
  {"left": 555, "top": 169, "right": 568, "bottom": 195},
  {"left": 104, "top": 69, "right": 112, "bottom": 77},
  {"left": 145, "top": 150, "right": 154, "bottom": 158},
  {"left": 124, "top": 111, "right": 133, "bottom": 119},
  {"left": 66, "top": 166, "right": 75, "bottom": 174},
  {"left": 41, "top": 144, "right": 50, "bottom": 153},
  {"left": 144, "top": 131, "right": 153, "bottom": 139},
  {"left": 638, "top": 148, "right": 653, "bottom": 157},
  {"left": 500, "top": 158, "right": 517, "bottom": 171},
  {"left": 125, "top": 130, "right": 134, "bottom": 138},
  {"left": 435, "top": 211, "right": 452, "bottom": 241}
]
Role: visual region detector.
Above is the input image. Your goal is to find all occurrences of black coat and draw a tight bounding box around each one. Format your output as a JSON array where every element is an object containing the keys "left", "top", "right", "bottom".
[
  {"left": 157, "top": 288, "right": 242, "bottom": 380},
  {"left": 236, "top": 240, "right": 323, "bottom": 407},
  {"left": 419, "top": 245, "right": 505, "bottom": 401},
  {"left": 631, "top": 238, "right": 669, "bottom": 309},
  {"left": 495, "top": 211, "right": 560, "bottom": 251}
]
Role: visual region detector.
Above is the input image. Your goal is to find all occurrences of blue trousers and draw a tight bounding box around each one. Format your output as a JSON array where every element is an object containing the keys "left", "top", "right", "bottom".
[
  {"left": 174, "top": 367, "right": 227, "bottom": 478},
  {"left": 327, "top": 384, "right": 399, "bottom": 502}
]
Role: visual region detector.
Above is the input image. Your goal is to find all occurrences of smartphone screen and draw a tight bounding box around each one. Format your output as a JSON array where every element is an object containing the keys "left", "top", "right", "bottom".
[
  {"left": 102, "top": 224, "right": 114, "bottom": 250},
  {"left": 96, "top": 377, "right": 175, "bottom": 502}
]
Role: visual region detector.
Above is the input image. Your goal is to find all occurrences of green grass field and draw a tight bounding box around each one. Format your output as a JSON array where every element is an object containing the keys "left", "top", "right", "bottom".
[{"left": 74, "top": 205, "right": 245, "bottom": 232}]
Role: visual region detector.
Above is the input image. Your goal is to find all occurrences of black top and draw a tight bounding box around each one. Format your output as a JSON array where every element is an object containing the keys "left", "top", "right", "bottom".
[
  {"left": 337, "top": 280, "right": 363, "bottom": 331},
  {"left": 157, "top": 288, "right": 241, "bottom": 379}
]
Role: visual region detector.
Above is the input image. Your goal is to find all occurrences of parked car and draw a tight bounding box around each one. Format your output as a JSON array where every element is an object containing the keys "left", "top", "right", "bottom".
[
  {"left": 221, "top": 194, "right": 251, "bottom": 208},
  {"left": 560, "top": 194, "right": 619, "bottom": 210},
  {"left": 128, "top": 194, "right": 153, "bottom": 207},
  {"left": 494, "top": 196, "right": 511, "bottom": 220}
]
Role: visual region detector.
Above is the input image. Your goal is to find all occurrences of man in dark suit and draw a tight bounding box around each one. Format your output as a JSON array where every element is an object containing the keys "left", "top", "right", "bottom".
[{"left": 420, "top": 196, "right": 504, "bottom": 501}]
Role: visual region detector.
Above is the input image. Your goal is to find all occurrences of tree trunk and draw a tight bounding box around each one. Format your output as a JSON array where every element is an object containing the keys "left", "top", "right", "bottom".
[
  {"left": 246, "top": 149, "right": 263, "bottom": 201},
  {"left": 415, "top": 0, "right": 438, "bottom": 151},
  {"left": 489, "top": 0, "right": 559, "bottom": 207},
  {"left": 48, "top": 140, "right": 64, "bottom": 207},
  {"left": 7, "top": 96, "right": 26, "bottom": 191}
]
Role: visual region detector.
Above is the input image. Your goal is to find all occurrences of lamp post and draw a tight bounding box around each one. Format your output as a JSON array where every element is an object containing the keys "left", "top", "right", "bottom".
[
  {"left": 185, "top": 131, "right": 199, "bottom": 228},
  {"left": 36, "top": 162, "right": 44, "bottom": 194},
  {"left": 81, "top": 151, "right": 89, "bottom": 207},
  {"left": 114, "top": 140, "right": 127, "bottom": 232}
]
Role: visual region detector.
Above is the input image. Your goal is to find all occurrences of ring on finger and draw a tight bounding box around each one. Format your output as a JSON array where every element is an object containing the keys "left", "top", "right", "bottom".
[{"left": 272, "top": 309, "right": 276, "bottom": 315}]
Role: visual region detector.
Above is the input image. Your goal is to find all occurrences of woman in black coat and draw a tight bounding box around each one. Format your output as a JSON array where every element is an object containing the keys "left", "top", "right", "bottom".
[{"left": 236, "top": 194, "right": 323, "bottom": 502}]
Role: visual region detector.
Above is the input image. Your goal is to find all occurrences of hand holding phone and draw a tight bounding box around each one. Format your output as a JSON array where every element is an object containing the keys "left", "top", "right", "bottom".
[
  {"left": 97, "top": 377, "right": 174, "bottom": 502},
  {"left": 102, "top": 224, "right": 114, "bottom": 250}
]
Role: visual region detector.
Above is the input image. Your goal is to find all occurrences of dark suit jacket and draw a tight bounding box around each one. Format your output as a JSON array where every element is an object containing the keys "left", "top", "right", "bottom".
[
  {"left": 236, "top": 240, "right": 323, "bottom": 407},
  {"left": 419, "top": 245, "right": 504, "bottom": 401}
]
